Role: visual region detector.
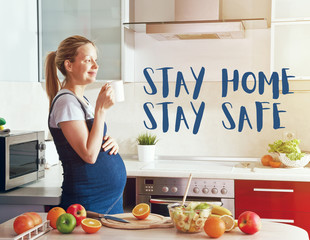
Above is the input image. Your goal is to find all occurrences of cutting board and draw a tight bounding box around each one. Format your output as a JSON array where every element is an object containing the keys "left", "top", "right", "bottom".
[{"left": 100, "top": 213, "right": 173, "bottom": 230}]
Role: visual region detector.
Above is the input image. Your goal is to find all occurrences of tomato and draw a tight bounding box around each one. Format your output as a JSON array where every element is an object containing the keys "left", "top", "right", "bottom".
[{"left": 13, "top": 215, "right": 35, "bottom": 234}]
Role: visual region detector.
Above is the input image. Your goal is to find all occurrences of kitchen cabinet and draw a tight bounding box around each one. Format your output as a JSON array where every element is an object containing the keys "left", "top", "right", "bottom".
[
  {"left": 271, "top": 0, "right": 310, "bottom": 80},
  {"left": 235, "top": 180, "right": 310, "bottom": 235},
  {"left": 39, "top": 0, "right": 121, "bottom": 81},
  {"left": 0, "top": 0, "right": 38, "bottom": 82},
  {"left": 272, "top": 0, "right": 310, "bottom": 21},
  {"left": 271, "top": 22, "right": 310, "bottom": 80}
]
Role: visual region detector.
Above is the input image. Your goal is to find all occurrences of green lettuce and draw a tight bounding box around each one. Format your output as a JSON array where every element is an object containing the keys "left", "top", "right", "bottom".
[{"left": 268, "top": 139, "right": 305, "bottom": 161}]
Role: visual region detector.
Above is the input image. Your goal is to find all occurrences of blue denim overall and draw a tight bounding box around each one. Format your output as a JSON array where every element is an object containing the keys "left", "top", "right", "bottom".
[{"left": 48, "top": 92, "right": 127, "bottom": 214}]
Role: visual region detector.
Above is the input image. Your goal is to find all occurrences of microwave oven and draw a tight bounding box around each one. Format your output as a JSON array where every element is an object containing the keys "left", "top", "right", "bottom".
[{"left": 0, "top": 131, "right": 46, "bottom": 191}]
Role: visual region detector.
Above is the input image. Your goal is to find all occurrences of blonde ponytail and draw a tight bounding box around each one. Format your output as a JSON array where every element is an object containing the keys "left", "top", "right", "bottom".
[{"left": 45, "top": 51, "right": 61, "bottom": 109}]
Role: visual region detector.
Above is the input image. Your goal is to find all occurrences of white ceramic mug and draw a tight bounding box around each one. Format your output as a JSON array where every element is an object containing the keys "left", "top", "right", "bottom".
[{"left": 109, "top": 80, "right": 125, "bottom": 102}]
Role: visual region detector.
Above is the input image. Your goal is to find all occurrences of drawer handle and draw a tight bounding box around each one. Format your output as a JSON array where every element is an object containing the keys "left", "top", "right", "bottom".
[
  {"left": 253, "top": 188, "right": 294, "bottom": 193},
  {"left": 262, "top": 218, "right": 294, "bottom": 224}
]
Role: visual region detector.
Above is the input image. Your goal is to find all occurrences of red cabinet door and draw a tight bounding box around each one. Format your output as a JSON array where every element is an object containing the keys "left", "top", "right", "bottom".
[{"left": 235, "top": 180, "right": 310, "bottom": 235}]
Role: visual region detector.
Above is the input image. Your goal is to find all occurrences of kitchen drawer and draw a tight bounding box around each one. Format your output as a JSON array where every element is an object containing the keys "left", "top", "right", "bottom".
[
  {"left": 235, "top": 209, "right": 310, "bottom": 234},
  {"left": 235, "top": 180, "right": 310, "bottom": 213}
]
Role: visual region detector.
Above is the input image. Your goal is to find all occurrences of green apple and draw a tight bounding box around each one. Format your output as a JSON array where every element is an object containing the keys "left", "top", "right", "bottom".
[{"left": 56, "top": 213, "right": 76, "bottom": 234}]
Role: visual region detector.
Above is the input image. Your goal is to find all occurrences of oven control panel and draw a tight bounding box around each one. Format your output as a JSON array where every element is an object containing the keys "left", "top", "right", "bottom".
[{"left": 137, "top": 177, "right": 234, "bottom": 198}]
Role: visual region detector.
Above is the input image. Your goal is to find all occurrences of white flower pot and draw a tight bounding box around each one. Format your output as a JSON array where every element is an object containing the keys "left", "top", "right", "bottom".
[{"left": 138, "top": 145, "right": 156, "bottom": 162}]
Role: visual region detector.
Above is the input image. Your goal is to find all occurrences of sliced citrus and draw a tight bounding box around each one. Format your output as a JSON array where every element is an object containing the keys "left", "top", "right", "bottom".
[
  {"left": 47, "top": 207, "right": 66, "bottom": 229},
  {"left": 220, "top": 215, "right": 235, "bottom": 232},
  {"left": 81, "top": 218, "right": 102, "bottom": 234},
  {"left": 132, "top": 203, "right": 150, "bottom": 220},
  {"left": 269, "top": 160, "right": 281, "bottom": 168}
]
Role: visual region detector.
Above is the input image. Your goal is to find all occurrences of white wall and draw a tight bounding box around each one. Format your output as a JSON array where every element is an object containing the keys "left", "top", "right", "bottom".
[
  {"left": 2, "top": 76, "right": 309, "bottom": 159},
  {"left": 1, "top": 1, "right": 310, "bottom": 159},
  {"left": 0, "top": 82, "right": 49, "bottom": 135}
]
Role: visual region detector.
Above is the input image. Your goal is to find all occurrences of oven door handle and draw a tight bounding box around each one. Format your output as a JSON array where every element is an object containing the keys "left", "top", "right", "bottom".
[
  {"left": 149, "top": 199, "right": 177, "bottom": 204},
  {"left": 149, "top": 198, "right": 223, "bottom": 206}
]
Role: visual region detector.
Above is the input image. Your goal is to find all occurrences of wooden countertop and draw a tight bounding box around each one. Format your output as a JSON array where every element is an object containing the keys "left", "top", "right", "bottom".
[{"left": 0, "top": 213, "right": 308, "bottom": 240}]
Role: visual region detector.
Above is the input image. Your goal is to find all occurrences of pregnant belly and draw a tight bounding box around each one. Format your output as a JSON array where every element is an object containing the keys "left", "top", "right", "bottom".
[
  {"left": 90, "top": 151, "right": 127, "bottom": 188},
  {"left": 62, "top": 152, "right": 127, "bottom": 196}
]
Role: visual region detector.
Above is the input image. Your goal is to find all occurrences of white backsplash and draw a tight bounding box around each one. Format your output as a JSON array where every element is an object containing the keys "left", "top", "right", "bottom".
[{"left": 0, "top": 80, "right": 309, "bottom": 158}]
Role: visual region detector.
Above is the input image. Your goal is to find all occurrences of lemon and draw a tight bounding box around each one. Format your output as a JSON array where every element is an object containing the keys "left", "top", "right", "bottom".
[{"left": 220, "top": 215, "right": 235, "bottom": 232}]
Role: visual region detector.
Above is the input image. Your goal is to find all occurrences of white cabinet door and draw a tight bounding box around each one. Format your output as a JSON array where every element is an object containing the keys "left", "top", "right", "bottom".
[
  {"left": 271, "top": 21, "right": 310, "bottom": 79},
  {"left": 272, "top": 0, "right": 310, "bottom": 21},
  {"left": 0, "top": 0, "right": 38, "bottom": 82},
  {"left": 40, "top": 0, "right": 121, "bottom": 81}
]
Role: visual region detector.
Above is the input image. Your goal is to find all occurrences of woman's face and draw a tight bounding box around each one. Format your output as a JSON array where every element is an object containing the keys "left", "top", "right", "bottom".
[{"left": 67, "top": 43, "right": 98, "bottom": 84}]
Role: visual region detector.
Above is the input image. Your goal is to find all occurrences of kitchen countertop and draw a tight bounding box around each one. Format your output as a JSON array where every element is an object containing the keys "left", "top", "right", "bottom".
[
  {"left": 0, "top": 164, "right": 62, "bottom": 205},
  {"left": 2, "top": 157, "right": 310, "bottom": 206},
  {"left": 128, "top": 158, "right": 310, "bottom": 181},
  {"left": 0, "top": 213, "right": 308, "bottom": 240}
]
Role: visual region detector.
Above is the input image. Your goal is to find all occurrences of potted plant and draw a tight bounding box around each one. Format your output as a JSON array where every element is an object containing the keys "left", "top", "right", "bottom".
[{"left": 136, "top": 132, "right": 159, "bottom": 162}]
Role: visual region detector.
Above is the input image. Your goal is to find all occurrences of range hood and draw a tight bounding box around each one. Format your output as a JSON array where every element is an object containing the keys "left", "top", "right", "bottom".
[{"left": 123, "top": 0, "right": 268, "bottom": 40}]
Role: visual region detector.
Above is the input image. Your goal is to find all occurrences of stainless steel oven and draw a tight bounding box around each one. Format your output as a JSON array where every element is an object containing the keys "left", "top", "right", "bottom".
[
  {"left": 136, "top": 177, "right": 235, "bottom": 217},
  {"left": 0, "top": 131, "right": 46, "bottom": 191}
]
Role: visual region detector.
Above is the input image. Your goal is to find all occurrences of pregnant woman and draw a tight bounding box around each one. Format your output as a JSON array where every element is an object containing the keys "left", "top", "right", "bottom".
[{"left": 45, "top": 35, "right": 127, "bottom": 214}]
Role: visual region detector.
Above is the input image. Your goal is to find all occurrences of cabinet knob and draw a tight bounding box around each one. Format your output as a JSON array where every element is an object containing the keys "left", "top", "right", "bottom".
[{"left": 171, "top": 187, "right": 178, "bottom": 193}]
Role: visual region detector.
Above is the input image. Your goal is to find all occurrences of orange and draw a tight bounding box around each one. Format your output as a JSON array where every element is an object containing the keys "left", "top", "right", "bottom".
[
  {"left": 269, "top": 160, "right": 281, "bottom": 168},
  {"left": 261, "top": 155, "right": 273, "bottom": 166},
  {"left": 47, "top": 207, "right": 66, "bottom": 229},
  {"left": 81, "top": 218, "right": 102, "bottom": 234},
  {"left": 220, "top": 215, "right": 235, "bottom": 232},
  {"left": 204, "top": 216, "right": 226, "bottom": 238},
  {"left": 132, "top": 203, "right": 150, "bottom": 220}
]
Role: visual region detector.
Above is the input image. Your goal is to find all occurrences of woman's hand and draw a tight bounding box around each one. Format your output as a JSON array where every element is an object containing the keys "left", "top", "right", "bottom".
[
  {"left": 95, "top": 83, "right": 115, "bottom": 113},
  {"left": 102, "top": 135, "right": 119, "bottom": 155}
]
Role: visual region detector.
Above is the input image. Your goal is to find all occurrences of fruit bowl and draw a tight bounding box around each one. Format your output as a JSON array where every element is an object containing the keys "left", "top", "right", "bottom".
[
  {"left": 276, "top": 152, "right": 310, "bottom": 168},
  {"left": 167, "top": 202, "right": 212, "bottom": 233}
]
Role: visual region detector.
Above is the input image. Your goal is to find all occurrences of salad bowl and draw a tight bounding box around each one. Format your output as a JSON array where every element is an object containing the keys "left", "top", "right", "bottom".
[
  {"left": 167, "top": 202, "right": 212, "bottom": 233},
  {"left": 268, "top": 139, "right": 310, "bottom": 168},
  {"left": 278, "top": 153, "right": 310, "bottom": 168}
]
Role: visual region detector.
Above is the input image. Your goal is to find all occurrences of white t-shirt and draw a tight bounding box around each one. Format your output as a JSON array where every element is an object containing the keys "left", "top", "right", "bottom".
[{"left": 49, "top": 89, "right": 95, "bottom": 128}]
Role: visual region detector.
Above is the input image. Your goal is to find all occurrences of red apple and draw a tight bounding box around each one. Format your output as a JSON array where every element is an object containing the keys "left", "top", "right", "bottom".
[
  {"left": 238, "top": 211, "right": 261, "bottom": 234},
  {"left": 66, "top": 204, "right": 86, "bottom": 226}
]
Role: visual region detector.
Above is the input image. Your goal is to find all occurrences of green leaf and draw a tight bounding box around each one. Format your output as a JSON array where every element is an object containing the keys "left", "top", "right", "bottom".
[
  {"left": 268, "top": 139, "right": 305, "bottom": 161},
  {"left": 136, "top": 132, "right": 159, "bottom": 145}
]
